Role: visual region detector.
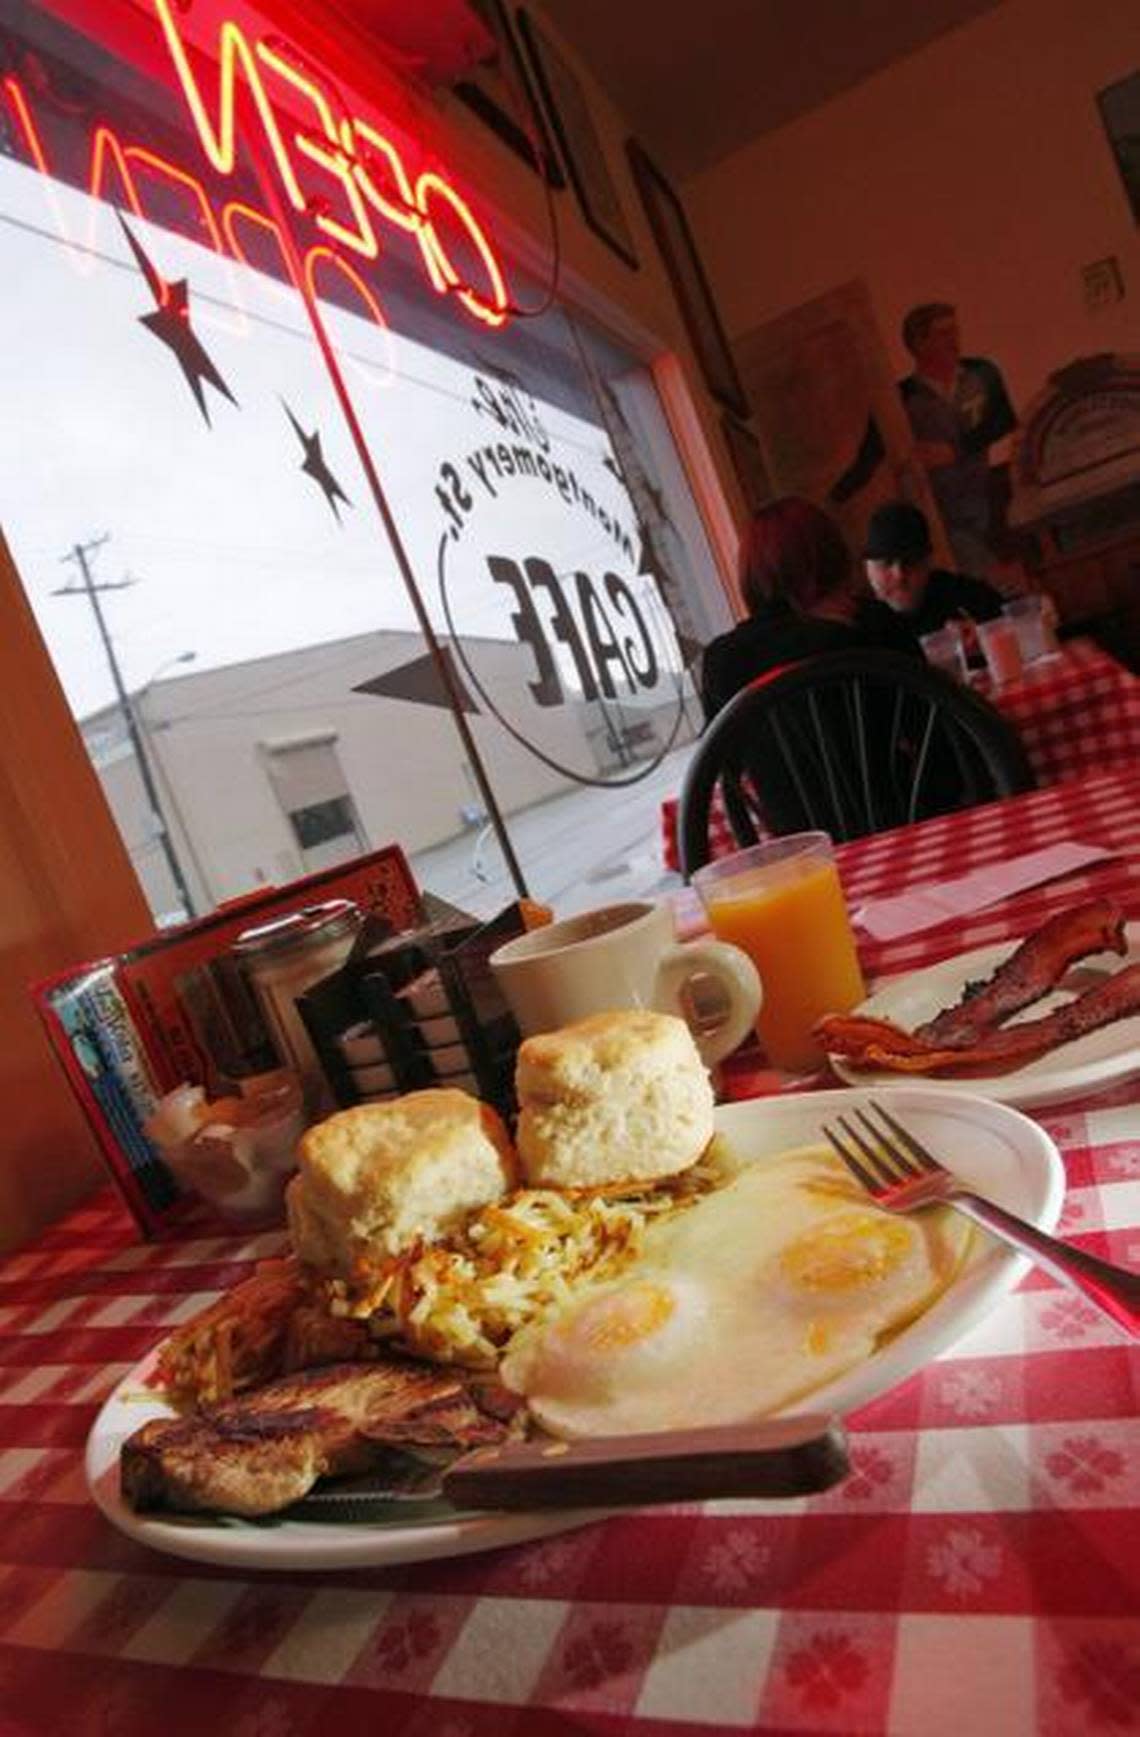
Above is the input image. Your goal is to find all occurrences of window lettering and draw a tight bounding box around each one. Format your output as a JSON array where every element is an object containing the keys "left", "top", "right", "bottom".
[
  {"left": 487, "top": 556, "right": 561, "bottom": 706},
  {"left": 469, "top": 557, "right": 660, "bottom": 706},
  {"left": 525, "top": 559, "right": 598, "bottom": 701},
  {"left": 605, "top": 575, "right": 658, "bottom": 688},
  {"left": 576, "top": 573, "right": 634, "bottom": 698},
  {"left": 472, "top": 376, "right": 510, "bottom": 430},
  {"left": 440, "top": 461, "right": 474, "bottom": 514}
]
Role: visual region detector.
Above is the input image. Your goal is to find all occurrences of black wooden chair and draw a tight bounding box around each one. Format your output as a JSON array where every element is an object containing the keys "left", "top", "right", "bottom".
[{"left": 679, "top": 648, "right": 1036, "bottom": 877}]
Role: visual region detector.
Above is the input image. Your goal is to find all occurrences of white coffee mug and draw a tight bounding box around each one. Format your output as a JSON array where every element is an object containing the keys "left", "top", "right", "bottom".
[{"left": 489, "top": 900, "right": 761, "bottom": 1064}]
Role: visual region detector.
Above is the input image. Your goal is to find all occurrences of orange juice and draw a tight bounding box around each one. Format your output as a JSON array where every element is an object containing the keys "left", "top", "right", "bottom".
[{"left": 702, "top": 856, "right": 865, "bottom": 1071}]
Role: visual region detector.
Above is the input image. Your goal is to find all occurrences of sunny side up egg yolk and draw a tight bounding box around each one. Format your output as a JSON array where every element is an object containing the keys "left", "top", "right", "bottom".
[
  {"left": 500, "top": 1146, "right": 972, "bottom": 1439},
  {"left": 501, "top": 1274, "right": 715, "bottom": 1423}
]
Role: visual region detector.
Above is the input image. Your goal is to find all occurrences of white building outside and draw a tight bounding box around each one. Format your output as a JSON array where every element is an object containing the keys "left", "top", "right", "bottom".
[{"left": 84, "top": 631, "right": 700, "bottom": 926}]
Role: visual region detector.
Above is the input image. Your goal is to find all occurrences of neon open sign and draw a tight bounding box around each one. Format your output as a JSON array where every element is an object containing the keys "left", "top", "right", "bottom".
[
  {"left": 153, "top": 0, "right": 508, "bottom": 328},
  {"left": 2, "top": 0, "right": 510, "bottom": 332}
]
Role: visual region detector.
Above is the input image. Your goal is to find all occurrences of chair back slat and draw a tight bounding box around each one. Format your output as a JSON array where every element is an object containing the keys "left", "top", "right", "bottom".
[
  {"left": 805, "top": 691, "right": 848, "bottom": 835},
  {"left": 679, "top": 649, "right": 1035, "bottom": 877},
  {"left": 848, "top": 678, "right": 875, "bottom": 836},
  {"left": 905, "top": 696, "right": 940, "bottom": 825}
]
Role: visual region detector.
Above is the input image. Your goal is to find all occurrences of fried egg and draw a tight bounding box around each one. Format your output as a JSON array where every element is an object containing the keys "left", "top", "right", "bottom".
[{"left": 499, "top": 1145, "right": 971, "bottom": 1437}]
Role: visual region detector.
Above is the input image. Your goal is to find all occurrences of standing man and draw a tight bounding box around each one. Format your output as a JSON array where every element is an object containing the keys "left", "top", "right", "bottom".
[{"left": 899, "top": 302, "right": 1017, "bottom": 575}]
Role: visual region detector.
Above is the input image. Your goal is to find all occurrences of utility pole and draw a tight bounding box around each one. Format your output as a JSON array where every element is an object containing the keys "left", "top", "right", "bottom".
[{"left": 55, "top": 535, "right": 196, "bottom": 921}]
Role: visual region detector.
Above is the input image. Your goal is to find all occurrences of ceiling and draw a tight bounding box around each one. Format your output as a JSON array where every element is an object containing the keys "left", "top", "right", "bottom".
[{"left": 541, "top": 0, "right": 1005, "bottom": 180}]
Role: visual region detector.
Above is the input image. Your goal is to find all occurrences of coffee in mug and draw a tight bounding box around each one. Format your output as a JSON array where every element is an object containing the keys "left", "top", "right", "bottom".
[{"left": 488, "top": 900, "right": 761, "bottom": 1064}]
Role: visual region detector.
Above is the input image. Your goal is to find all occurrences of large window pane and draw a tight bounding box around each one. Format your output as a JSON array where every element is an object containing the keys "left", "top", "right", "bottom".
[{"left": 1, "top": 2, "right": 724, "bottom": 923}]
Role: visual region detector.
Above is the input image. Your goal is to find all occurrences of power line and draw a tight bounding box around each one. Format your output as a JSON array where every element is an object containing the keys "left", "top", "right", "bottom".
[{"left": 54, "top": 535, "right": 196, "bottom": 921}]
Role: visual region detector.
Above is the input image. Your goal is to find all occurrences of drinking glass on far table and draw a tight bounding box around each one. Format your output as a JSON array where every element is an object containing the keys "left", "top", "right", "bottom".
[
  {"left": 1003, "top": 593, "right": 1057, "bottom": 663},
  {"left": 976, "top": 615, "right": 1023, "bottom": 685},
  {"left": 692, "top": 832, "right": 865, "bottom": 1073},
  {"left": 919, "top": 624, "right": 965, "bottom": 680}
]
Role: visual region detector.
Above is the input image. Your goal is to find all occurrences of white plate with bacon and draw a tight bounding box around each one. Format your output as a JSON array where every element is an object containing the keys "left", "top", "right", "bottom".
[
  {"left": 824, "top": 904, "right": 1140, "bottom": 1110},
  {"left": 85, "top": 1086, "right": 1063, "bottom": 1570}
]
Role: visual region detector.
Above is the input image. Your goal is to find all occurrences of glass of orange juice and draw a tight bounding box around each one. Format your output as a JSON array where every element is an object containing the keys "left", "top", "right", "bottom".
[{"left": 692, "top": 833, "right": 865, "bottom": 1072}]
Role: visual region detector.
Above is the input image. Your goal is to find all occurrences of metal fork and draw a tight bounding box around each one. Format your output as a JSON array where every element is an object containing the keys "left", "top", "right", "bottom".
[{"left": 822, "top": 1099, "right": 1140, "bottom": 1339}]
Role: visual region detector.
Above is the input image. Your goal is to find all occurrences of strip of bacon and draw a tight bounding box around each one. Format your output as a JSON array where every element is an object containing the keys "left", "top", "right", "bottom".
[
  {"left": 814, "top": 1013, "right": 932, "bottom": 1059},
  {"left": 916, "top": 900, "right": 1126, "bottom": 1046},
  {"left": 819, "top": 960, "right": 1140, "bottom": 1077}
]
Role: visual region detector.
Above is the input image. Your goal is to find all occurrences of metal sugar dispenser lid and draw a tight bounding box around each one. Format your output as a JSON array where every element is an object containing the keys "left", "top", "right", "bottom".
[
  {"left": 234, "top": 900, "right": 364, "bottom": 1113},
  {"left": 233, "top": 899, "right": 362, "bottom": 963}
]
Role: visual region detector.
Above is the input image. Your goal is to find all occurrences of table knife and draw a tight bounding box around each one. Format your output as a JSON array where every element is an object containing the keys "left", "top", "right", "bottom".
[{"left": 442, "top": 1413, "right": 848, "bottom": 1509}]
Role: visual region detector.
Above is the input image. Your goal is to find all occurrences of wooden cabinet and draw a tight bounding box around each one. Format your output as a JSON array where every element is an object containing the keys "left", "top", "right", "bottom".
[
  {"left": 1027, "top": 529, "right": 1140, "bottom": 671},
  {"left": 1004, "top": 356, "right": 1140, "bottom": 670}
]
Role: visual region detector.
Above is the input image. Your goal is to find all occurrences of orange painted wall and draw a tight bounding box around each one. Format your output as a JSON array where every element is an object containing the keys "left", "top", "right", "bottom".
[
  {"left": 686, "top": 0, "right": 1140, "bottom": 412},
  {"left": 0, "top": 536, "right": 154, "bottom": 1254}
]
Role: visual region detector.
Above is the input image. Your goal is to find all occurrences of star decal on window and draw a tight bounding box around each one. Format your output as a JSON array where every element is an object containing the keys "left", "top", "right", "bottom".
[
  {"left": 281, "top": 401, "right": 352, "bottom": 521},
  {"left": 118, "top": 215, "right": 237, "bottom": 424}
]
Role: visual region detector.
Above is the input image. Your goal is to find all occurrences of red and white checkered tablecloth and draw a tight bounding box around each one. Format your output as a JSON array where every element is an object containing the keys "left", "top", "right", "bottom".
[
  {"left": 3, "top": 769, "right": 1140, "bottom": 1735},
  {"left": 994, "top": 637, "right": 1140, "bottom": 787},
  {"left": 661, "top": 638, "right": 1140, "bottom": 873}
]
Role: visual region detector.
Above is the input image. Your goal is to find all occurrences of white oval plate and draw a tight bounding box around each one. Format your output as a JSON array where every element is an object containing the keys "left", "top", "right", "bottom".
[
  {"left": 86, "top": 1085, "right": 1063, "bottom": 1570},
  {"left": 830, "top": 927, "right": 1140, "bottom": 1109}
]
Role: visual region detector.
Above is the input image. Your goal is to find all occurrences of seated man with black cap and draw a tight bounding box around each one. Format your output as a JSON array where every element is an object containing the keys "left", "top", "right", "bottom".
[{"left": 863, "top": 500, "right": 1004, "bottom": 639}]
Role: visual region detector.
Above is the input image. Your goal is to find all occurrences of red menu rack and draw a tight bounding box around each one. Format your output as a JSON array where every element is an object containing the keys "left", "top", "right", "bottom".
[{"left": 30, "top": 846, "right": 422, "bottom": 1238}]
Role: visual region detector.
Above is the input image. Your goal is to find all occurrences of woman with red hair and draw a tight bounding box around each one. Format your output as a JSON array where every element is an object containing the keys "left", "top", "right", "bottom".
[{"left": 699, "top": 496, "right": 918, "bottom": 719}]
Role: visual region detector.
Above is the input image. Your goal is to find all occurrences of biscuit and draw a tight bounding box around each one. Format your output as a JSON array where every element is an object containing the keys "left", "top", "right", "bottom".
[
  {"left": 288, "top": 1089, "right": 517, "bottom": 1273},
  {"left": 515, "top": 1010, "right": 714, "bottom": 1189}
]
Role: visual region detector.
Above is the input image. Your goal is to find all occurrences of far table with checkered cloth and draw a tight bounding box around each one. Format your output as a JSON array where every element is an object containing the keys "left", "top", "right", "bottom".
[
  {"left": 3, "top": 768, "right": 1140, "bottom": 1734},
  {"left": 661, "top": 637, "right": 1140, "bottom": 873}
]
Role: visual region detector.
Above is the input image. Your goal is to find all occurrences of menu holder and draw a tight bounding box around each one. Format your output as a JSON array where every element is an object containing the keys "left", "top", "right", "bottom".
[
  {"left": 291, "top": 925, "right": 406, "bottom": 1108},
  {"left": 30, "top": 845, "right": 422, "bottom": 1239},
  {"left": 295, "top": 901, "right": 542, "bottom": 1123},
  {"left": 298, "top": 935, "right": 436, "bottom": 1107},
  {"left": 437, "top": 906, "right": 541, "bottom": 1118}
]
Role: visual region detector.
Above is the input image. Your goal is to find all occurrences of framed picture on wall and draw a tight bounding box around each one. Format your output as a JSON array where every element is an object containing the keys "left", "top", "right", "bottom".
[
  {"left": 515, "top": 9, "right": 639, "bottom": 268},
  {"left": 626, "top": 139, "right": 749, "bottom": 417},
  {"left": 1097, "top": 71, "right": 1140, "bottom": 224},
  {"left": 721, "top": 415, "right": 773, "bottom": 512},
  {"left": 452, "top": 0, "right": 564, "bottom": 186}
]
